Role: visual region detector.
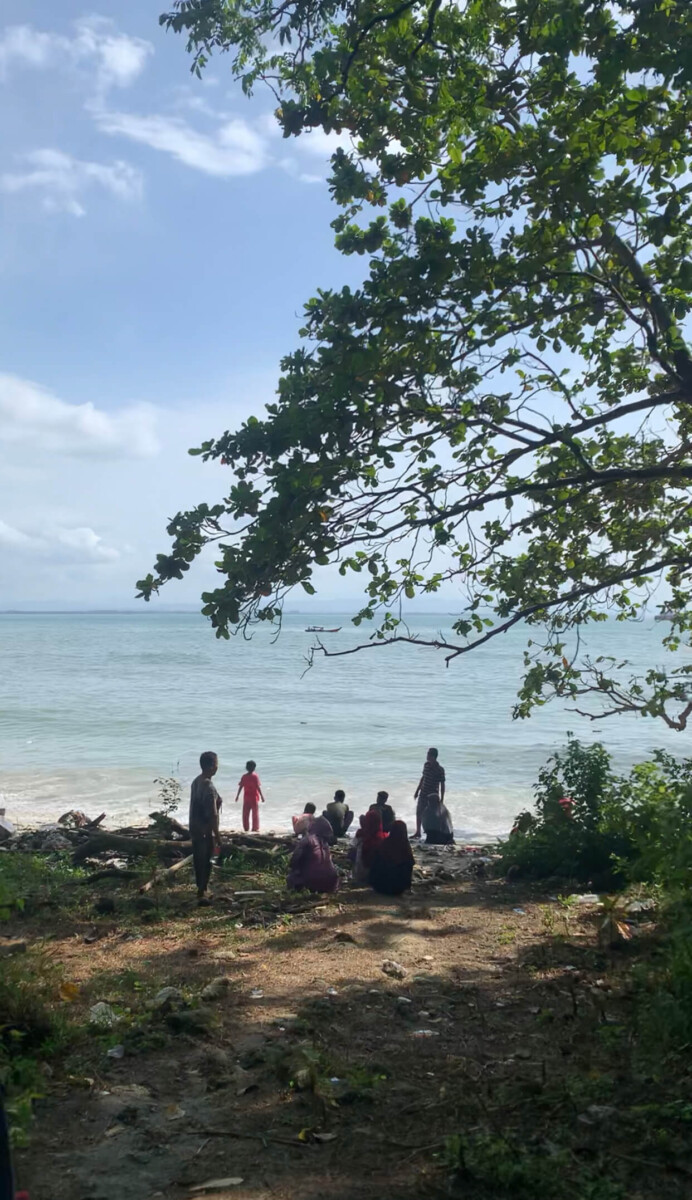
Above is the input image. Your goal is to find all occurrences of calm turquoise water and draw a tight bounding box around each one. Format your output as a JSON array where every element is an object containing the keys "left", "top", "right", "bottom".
[{"left": 0, "top": 612, "right": 689, "bottom": 838}]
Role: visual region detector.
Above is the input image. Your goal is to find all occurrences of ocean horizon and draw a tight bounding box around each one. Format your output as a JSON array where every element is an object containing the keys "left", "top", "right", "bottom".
[{"left": 1, "top": 610, "right": 689, "bottom": 839}]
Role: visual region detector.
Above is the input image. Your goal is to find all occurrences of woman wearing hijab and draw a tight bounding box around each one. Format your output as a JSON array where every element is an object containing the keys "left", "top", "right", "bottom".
[
  {"left": 353, "top": 808, "right": 386, "bottom": 884},
  {"left": 421, "top": 793, "right": 455, "bottom": 845},
  {"left": 370, "top": 820, "right": 414, "bottom": 896},
  {"left": 287, "top": 816, "right": 339, "bottom": 893}
]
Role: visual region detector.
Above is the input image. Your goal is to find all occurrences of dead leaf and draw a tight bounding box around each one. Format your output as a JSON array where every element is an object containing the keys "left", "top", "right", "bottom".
[
  {"left": 190, "top": 1180, "right": 244, "bottom": 1192},
  {"left": 59, "top": 981, "right": 80, "bottom": 1003},
  {"left": 165, "top": 1103, "right": 186, "bottom": 1120}
]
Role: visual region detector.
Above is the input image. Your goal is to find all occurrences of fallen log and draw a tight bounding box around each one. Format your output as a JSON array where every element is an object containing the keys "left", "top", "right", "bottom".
[
  {"left": 85, "top": 812, "right": 106, "bottom": 830},
  {"left": 81, "top": 867, "right": 139, "bottom": 883},
  {"left": 139, "top": 854, "right": 193, "bottom": 893},
  {"left": 73, "top": 834, "right": 191, "bottom": 866}
]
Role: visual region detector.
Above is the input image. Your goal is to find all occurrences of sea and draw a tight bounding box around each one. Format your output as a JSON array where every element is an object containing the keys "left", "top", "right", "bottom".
[{"left": 0, "top": 611, "right": 690, "bottom": 841}]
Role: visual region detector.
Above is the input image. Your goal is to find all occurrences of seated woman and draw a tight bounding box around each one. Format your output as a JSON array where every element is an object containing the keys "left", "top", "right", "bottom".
[
  {"left": 422, "top": 793, "right": 455, "bottom": 845},
  {"left": 287, "top": 816, "right": 339, "bottom": 893},
  {"left": 370, "top": 820, "right": 414, "bottom": 896},
  {"left": 353, "top": 808, "right": 386, "bottom": 884},
  {"left": 292, "top": 802, "right": 317, "bottom": 836}
]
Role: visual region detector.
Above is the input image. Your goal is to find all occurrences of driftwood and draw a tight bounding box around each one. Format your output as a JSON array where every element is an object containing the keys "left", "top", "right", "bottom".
[
  {"left": 139, "top": 854, "right": 193, "bottom": 893},
  {"left": 85, "top": 812, "right": 106, "bottom": 830},
  {"left": 73, "top": 834, "right": 191, "bottom": 866},
  {"left": 81, "top": 867, "right": 139, "bottom": 884}
]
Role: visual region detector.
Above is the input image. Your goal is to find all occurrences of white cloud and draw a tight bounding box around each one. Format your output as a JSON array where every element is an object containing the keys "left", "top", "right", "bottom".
[
  {"left": 0, "top": 518, "right": 119, "bottom": 563},
  {"left": 0, "top": 374, "right": 159, "bottom": 458},
  {"left": 94, "top": 109, "right": 269, "bottom": 177},
  {"left": 1, "top": 148, "right": 142, "bottom": 216},
  {"left": 0, "top": 17, "right": 152, "bottom": 93}
]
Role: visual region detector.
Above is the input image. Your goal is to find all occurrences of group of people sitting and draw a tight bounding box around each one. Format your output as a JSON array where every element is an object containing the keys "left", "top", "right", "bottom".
[{"left": 287, "top": 785, "right": 455, "bottom": 897}]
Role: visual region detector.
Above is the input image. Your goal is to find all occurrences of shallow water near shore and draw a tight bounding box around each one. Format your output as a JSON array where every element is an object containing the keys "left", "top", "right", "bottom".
[{"left": 0, "top": 610, "right": 689, "bottom": 838}]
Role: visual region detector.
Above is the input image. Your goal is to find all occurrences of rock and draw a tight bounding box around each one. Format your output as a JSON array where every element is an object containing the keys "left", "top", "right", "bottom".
[
  {"left": 382, "top": 960, "right": 407, "bottom": 980},
  {"left": 166, "top": 1007, "right": 214, "bottom": 1035},
  {"left": 89, "top": 1002, "right": 118, "bottom": 1028},
  {"left": 334, "top": 931, "right": 356, "bottom": 944},
  {"left": 396, "top": 996, "right": 413, "bottom": 1008},
  {"left": 151, "top": 987, "right": 185, "bottom": 1013},
  {"left": 200, "top": 976, "right": 231, "bottom": 1002},
  {"left": 0, "top": 810, "right": 15, "bottom": 843},
  {"left": 40, "top": 829, "right": 72, "bottom": 852},
  {"left": 202, "top": 1046, "right": 233, "bottom": 1072}
]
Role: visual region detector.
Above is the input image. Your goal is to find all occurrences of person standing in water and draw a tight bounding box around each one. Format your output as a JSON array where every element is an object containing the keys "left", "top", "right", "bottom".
[
  {"left": 235, "top": 759, "right": 265, "bottom": 832},
  {"left": 189, "top": 751, "right": 222, "bottom": 906},
  {"left": 414, "top": 747, "right": 446, "bottom": 838}
]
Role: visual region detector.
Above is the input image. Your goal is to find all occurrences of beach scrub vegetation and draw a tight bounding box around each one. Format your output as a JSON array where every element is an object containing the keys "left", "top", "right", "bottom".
[
  {"left": 497, "top": 735, "right": 692, "bottom": 887},
  {"left": 139, "top": 0, "right": 692, "bottom": 728}
]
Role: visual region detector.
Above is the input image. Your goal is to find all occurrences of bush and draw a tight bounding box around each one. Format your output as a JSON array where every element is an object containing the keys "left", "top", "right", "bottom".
[
  {"left": 0, "top": 952, "right": 73, "bottom": 1146},
  {"left": 497, "top": 737, "right": 692, "bottom": 889},
  {"left": 0, "top": 853, "right": 82, "bottom": 919}
]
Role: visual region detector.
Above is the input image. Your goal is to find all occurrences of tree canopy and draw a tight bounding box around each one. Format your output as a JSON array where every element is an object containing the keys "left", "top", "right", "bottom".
[{"left": 138, "top": 0, "right": 692, "bottom": 728}]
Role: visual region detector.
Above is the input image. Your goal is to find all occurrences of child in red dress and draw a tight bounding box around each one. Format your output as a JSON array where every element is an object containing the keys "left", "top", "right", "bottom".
[{"left": 235, "top": 759, "right": 265, "bottom": 831}]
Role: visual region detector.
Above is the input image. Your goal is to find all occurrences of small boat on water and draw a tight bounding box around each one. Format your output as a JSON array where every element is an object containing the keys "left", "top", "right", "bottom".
[{"left": 305, "top": 625, "right": 341, "bottom": 633}]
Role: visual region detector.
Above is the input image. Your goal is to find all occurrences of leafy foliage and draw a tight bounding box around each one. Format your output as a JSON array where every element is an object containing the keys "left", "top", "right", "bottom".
[
  {"left": 0, "top": 853, "right": 82, "bottom": 920},
  {"left": 498, "top": 736, "right": 692, "bottom": 885},
  {"left": 145, "top": 0, "right": 692, "bottom": 725}
]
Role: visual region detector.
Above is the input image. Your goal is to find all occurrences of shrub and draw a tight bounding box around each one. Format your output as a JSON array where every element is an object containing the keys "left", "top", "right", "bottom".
[
  {"left": 497, "top": 738, "right": 692, "bottom": 889},
  {"left": 0, "top": 853, "right": 82, "bottom": 919}
]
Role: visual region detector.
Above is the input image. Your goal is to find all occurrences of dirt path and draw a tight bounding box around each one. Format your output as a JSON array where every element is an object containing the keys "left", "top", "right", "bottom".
[{"left": 9, "top": 858, "right": 688, "bottom": 1200}]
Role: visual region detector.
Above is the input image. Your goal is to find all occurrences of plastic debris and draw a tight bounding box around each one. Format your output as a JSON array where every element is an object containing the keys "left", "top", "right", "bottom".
[
  {"left": 412, "top": 1029, "right": 440, "bottom": 1037},
  {"left": 0, "top": 809, "right": 15, "bottom": 843},
  {"left": 107, "top": 1045, "right": 125, "bottom": 1060},
  {"left": 512, "top": 907, "right": 526, "bottom": 915},
  {"left": 249, "top": 987, "right": 264, "bottom": 999}
]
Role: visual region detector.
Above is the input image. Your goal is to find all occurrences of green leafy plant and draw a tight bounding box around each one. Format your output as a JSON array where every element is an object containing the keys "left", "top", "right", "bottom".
[
  {"left": 0, "top": 853, "right": 82, "bottom": 920},
  {"left": 149, "top": 775, "right": 183, "bottom": 835}
]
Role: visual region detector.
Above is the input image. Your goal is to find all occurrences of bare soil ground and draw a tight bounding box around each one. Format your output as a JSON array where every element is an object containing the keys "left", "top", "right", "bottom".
[{"left": 5, "top": 848, "right": 692, "bottom": 1200}]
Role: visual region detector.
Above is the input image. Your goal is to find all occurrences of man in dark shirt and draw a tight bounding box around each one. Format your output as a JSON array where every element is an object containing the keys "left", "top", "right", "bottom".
[
  {"left": 323, "top": 789, "right": 354, "bottom": 839},
  {"left": 370, "top": 790, "right": 396, "bottom": 833},
  {"left": 414, "top": 747, "right": 446, "bottom": 838},
  {"left": 189, "top": 751, "right": 221, "bottom": 904}
]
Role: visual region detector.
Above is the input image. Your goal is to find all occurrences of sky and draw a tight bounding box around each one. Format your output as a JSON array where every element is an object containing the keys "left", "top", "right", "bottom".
[{"left": 0, "top": 1, "right": 370, "bottom": 610}]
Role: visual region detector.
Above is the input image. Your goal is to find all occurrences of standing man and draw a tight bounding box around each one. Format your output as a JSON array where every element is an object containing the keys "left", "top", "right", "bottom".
[
  {"left": 414, "top": 747, "right": 446, "bottom": 838},
  {"left": 189, "top": 751, "right": 221, "bottom": 906}
]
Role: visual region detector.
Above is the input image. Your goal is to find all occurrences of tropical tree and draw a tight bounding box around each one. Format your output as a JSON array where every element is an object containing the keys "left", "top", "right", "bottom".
[{"left": 138, "top": 0, "right": 692, "bottom": 728}]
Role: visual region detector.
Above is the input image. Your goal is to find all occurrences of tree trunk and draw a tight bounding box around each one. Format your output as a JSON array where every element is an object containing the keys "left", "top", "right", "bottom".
[{"left": 73, "top": 834, "right": 191, "bottom": 865}]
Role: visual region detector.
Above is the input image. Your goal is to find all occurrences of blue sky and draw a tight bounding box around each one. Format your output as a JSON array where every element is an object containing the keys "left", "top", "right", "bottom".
[{"left": 0, "top": 2, "right": 366, "bottom": 607}]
